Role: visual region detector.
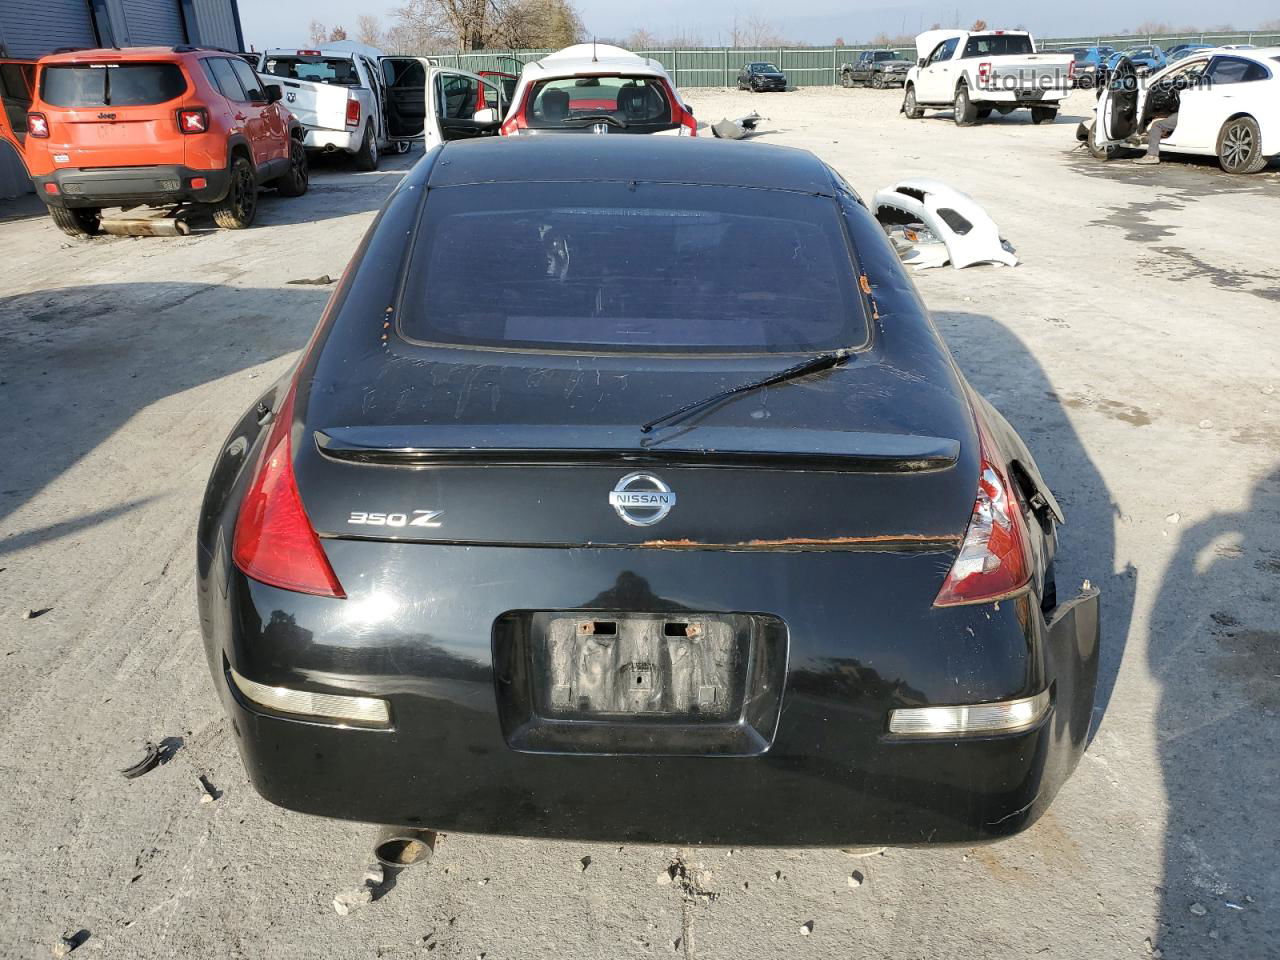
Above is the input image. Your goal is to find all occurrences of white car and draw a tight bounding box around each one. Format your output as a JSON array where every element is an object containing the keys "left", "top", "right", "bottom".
[
  {"left": 902, "top": 29, "right": 1074, "bottom": 125},
  {"left": 500, "top": 44, "right": 698, "bottom": 136},
  {"left": 1086, "top": 47, "right": 1280, "bottom": 174}
]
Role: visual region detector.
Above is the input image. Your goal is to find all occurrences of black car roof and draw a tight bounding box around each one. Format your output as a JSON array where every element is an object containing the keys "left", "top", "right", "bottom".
[{"left": 428, "top": 137, "right": 838, "bottom": 196}]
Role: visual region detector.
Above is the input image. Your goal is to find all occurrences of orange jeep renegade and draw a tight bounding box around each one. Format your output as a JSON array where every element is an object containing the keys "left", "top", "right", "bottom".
[{"left": 18, "top": 46, "right": 308, "bottom": 237}]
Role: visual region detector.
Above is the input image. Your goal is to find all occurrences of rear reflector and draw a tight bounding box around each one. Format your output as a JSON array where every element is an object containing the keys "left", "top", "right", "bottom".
[
  {"left": 43, "top": 182, "right": 59, "bottom": 195},
  {"left": 190, "top": 177, "right": 207, "bottom": 189},
  {"left": 888, "top": 689, "right": 1050, "bottom": 736},
  {"left": 229, "top": 665, "right": 389, "bottom": 726},
  {"left": 232, "top": 392, "right": 346, "bottom": 598}
]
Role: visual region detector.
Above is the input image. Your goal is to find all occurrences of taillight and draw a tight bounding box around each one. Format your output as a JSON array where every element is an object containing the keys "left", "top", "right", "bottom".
[
  {"left": 345, "top": 97, "right": 361, "bottom": 127},
  {"left": 976, "top": 62, "right": 992, "bottom": 85},
  {"left": 177, "top": 108, "right": 208, "bottom": 134},
  {"left": 232, "top": 391, "right": 345, "bottom": 598},
  {"left": 28, "top": 112, "right": 49, "bottom": 137},
  {"left": 1067, "top": 60, "right": 1076, "bottom": 82},
  {"left": 677, "top": 106, "right": 697, "bottom": 137},
  {"left": 933, "top": 415, "right": 1032, "bottom": 607}
]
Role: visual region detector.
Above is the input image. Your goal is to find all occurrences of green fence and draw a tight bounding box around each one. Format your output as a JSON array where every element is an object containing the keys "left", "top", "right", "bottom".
[{"left": 414, "top": 31, "right": 1279, "bottom": 87}]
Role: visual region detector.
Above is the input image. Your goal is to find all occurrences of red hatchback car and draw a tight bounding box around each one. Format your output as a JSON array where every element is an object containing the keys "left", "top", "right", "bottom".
[{"left": 4, "top": 45, "right": 308, "bottom": 237}]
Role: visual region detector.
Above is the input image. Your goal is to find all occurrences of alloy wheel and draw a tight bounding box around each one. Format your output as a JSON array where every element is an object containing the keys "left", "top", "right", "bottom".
[{"left": 1222, "top": 121, "right": 1254, "bottom": 172}]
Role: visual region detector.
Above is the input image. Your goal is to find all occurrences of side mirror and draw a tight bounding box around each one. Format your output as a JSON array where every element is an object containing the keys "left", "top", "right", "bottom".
[
  {"left": 918, "top": 57, "right": 928, "bottom": 68},
  {"left": 264, "top": 84, "right": 283, "bottom": 104},
  {"left": 685, "top": 104, "right": 694, "bottom": 116},
  {"left": 473, "top": 107, "right": 498, "bottom": 124}
]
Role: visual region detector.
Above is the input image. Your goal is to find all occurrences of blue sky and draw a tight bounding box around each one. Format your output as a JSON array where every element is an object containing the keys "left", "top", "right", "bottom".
[{"left": 240, "top": 0, "right": 1275, "bottom": 49}]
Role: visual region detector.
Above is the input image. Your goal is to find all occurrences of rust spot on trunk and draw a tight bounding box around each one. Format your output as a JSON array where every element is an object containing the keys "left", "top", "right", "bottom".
[{"left": 639, "top": 534, "right": 960, "bottom": 551}]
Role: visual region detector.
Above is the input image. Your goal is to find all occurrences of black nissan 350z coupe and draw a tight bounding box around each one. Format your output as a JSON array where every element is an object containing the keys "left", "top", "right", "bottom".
[{"left": 197, "top": 137, "right": 1099, "bottom": 846}]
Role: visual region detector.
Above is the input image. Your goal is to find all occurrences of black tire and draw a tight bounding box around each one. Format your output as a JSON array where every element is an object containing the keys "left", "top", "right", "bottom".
[
  {"left": 1031, "top": 106, "right": 1058, "bottom": 125},
  {"left": 1078, "top": 75, "right": 1094, "bottom": 90},
  {"left": 273, "top": 139, "right": 309, "bottom": 197},
  {"left": 902, "top": 85, "right": 923, "bottom": 119},
  {"left": 840, "top": 72, "right": 852, "bottom": 89},
  {"left": 1086, "top": 126, "right": 1118, "bottom": 161},
  {"left": 976, "top": 107, "right": 993, "bottom": 119},
  {"left": 953, "top": 84, "right": 978, "bottom": 126},
  {"left": 48, "top": 205, "right": 101, "bottom": 238},
  {"left": 212, "top": 154, "right": 258, "bottom": 229},
  {"left": 871, "top": 72, "right": 885, "bottom": 89},
  {"left": 353, "top": 123, "right": 378, "bottom": 171},
  {"left": 1217, "top": 115, "right": 1267, "bottom": 174}
]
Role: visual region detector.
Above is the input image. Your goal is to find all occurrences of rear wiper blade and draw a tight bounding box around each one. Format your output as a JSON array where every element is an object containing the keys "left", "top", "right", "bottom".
[
  {"left": 640, "top": 350, "right": 853, "bottom": 434},
  {"left": 562, "top": 114, "right": 628, "bottom": 128}
]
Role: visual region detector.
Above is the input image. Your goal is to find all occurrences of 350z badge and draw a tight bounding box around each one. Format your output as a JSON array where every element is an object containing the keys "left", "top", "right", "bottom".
[{"left": 347, "top": 510, "right": 442, "bottom": 528}]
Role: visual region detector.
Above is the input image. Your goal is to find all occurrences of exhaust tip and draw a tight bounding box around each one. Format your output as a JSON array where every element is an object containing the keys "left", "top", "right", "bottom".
[{"left": 373, "top": 827, "right": 436, "bottom": 869}]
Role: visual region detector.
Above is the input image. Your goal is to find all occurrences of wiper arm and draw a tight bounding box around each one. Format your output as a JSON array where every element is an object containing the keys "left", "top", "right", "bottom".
[
  {"left": 640, "top": 350, "right": 853, "bottom": 434},
  {"left": 562, "top": 114, "right": 628, "bottom": 128}
]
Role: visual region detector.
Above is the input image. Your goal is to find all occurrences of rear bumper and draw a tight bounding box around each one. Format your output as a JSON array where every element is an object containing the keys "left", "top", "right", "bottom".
[
  {"left": 34, "top": 165, "right": 231, "bottom": 208},
  {"left": 974, "top": 88, "right": 1067, "bottom": 104},
  {"left": 199, "top": 542, "right": 1099, "bottom": 846},
  {"left": 302, "top": 128, "right": 359, "bottom": 153}
]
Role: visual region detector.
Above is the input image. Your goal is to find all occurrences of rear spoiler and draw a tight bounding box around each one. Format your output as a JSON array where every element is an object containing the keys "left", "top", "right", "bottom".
[{"left": 314, "top": 425, "right": 960, "bottom": 473}]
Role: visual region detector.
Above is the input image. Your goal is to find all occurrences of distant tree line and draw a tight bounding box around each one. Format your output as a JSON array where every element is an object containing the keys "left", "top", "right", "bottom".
[
  {"left": 305, "top": 6, "right": 1280, "bottom": 55},
  {"left": 309, "top": 0, "right": 585, "bottom": 53}
]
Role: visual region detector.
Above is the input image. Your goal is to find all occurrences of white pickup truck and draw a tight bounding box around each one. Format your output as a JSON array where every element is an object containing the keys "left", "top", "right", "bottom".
[
  {"left": 902, "top": 30, "right": 1074, "bottom": 125},
  {"left": 249, "top": 43, "right": 443, "bottom": 169},
  {"left": 244, "top": 48, "right": 510, "bottom": 168}
]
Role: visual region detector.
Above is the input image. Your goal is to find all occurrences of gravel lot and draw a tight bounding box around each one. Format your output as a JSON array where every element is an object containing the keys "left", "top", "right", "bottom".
[{"left": 1, "top": 86, "right": 1277, "bottom": 960}]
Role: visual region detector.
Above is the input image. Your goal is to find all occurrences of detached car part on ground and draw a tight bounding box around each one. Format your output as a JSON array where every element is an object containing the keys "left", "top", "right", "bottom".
[
  {"left": 1082, "top": 49, "right": 1280, "bottom": 174},
  {"left": 873, "top": 179, "right": 1019, "bottom": 270},
  {"left": 710, "top": 112, "right": 768, "bottom": 140},
  {"left": 902, "top": 29, "right": 1073, "bottom": 126},
  {"left": 5, "top": 46, "right": 308, "bottom": 237},
  {"left": 501, "top": 44, "right": 697, "bottom": 136},
  {"left": 198, "top": 137, "right": 1099, "bottom": 847}
]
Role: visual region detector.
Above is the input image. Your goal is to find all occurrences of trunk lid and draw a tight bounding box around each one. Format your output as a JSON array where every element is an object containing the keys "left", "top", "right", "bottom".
[
  {"left": 269, "top": 76, "right": 350, "bottom": 131},
  {"left": 293, "top": 355, "right": 978, "bottom": 549}
]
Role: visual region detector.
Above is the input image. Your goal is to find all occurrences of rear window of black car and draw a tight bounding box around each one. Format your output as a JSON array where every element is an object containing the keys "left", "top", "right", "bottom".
[
  {"left": 398, "top": 181, "right": 869, "bottom": 356},
  {"left": 40, "top": 63, "right": 187, "bottom": 107},
  {"left": 962, "top": 34, "right": 1034, "bottom": 57}
]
